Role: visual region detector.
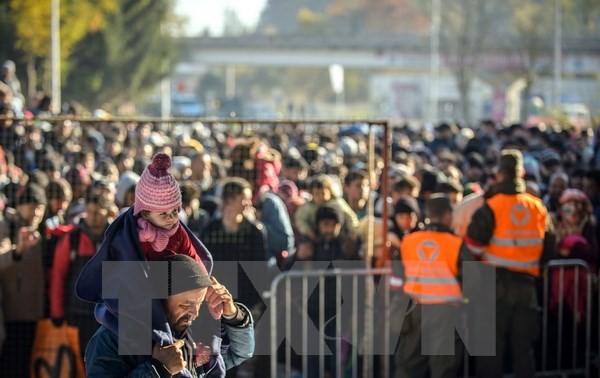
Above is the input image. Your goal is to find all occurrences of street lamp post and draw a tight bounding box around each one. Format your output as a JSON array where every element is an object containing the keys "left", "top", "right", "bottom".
[{"left": 51, "top": 0, "right": 61, "bottom": 114}]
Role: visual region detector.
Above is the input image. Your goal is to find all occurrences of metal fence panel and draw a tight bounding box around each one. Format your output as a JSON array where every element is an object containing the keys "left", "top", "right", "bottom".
[
  {"left": 269, "top": 267, "right": 392, "bottom": 378},
  {"left": 541, "top": 259, "right": 593, "bottom": 378}
]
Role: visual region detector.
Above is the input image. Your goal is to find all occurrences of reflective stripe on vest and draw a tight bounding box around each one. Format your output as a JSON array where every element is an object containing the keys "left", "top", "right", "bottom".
[
  {"left": 485, "top": 193, "right": 546, "bottom": 277},
  {"left": 405, "top": 276, "right": 460, "bottom": 284},
  {"left": 489, "top": 236, "right": 544, "bottom": 247},
  {"left": 409, "top": 293, "right": 465, "bottom": 303},
  {"left": 481, "top": 252, "right": 539, "bottom": 268}
]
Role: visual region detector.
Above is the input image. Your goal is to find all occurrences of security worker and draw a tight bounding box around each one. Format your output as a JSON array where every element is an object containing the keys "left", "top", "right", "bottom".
[
  {"left": 466, "top": 149, "right": 556, "bottom": 378},
  {"left": 394, "top": 194, "right": 474, "bottom": 378}
]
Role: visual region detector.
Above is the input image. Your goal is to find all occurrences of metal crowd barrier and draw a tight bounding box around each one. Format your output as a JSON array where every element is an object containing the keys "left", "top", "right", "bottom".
[
  {"left": 268, "top": 259, "right": 599, "bottom": 378},
  {"left": 540, "top": 259, "right": 593, "bottom": 378},
  {"left": 269, "top": 266, "right": 392, "bottom": 378}
]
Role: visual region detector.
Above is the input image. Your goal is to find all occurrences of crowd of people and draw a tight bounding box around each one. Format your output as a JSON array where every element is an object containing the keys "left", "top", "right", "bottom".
[{"left": 1, "top": 59, "right": 600, "bottom": 376}]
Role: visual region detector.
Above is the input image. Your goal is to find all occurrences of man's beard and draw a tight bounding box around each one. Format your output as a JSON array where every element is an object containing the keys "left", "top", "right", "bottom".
[{"left": 172, "top": 314, "right": 193, "bottom": 333}]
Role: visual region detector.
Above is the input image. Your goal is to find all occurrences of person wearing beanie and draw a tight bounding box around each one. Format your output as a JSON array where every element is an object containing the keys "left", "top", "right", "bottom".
[
  {"left": 394, "top": 193, "right": 474, "bottom": 378},
  {"left": 115, "top": 170, "right": 140, "bottom": 210},
  {"left": 465, "top": 149, "right": 557, "bottom": 378},
  {"left": 76, "top": 153, "right": 219, "bottom": 378},
  {"left": 552, "top": 188, "right": 598, "bottom": 266},
  {"left": 391, "top": 195, "right": 421, "bottom": 241},
  {"left": 277, "top": 179, "right": 306, "bottom": 225},
  {"left": 132, "top": 153, "right": 204, "bottom": 264},
  {"left": 84, "top": 254, "right": 255, "bottom": 378}
]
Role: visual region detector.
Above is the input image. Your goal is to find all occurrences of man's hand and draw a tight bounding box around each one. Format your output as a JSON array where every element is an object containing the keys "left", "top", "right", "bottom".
[
  {"left": 15, "top": 227, "right": 41, "bottom": 256},
  {"left": 152, "top": 339, "right": 186, "bottom": 374},
  {"left": 206, "top": 276, "right": 237, "bottom": 318}
]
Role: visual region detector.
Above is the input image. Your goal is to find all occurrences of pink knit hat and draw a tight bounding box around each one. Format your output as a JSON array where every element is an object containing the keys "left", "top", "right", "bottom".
[{"left": 133, "top": 153, "right": 181, "bottom": 215}]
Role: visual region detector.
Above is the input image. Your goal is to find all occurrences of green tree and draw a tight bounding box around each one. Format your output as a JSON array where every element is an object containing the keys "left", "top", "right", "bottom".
[
  {"left": 570, "top": 0, "right": 600, "bottom": 32},
  {"left": 63, "top": 0, "right": 175, "bottom": 110},
  {"left": 7, "top": 0, "right": 117, "bottom": 98},
  {"left": 0, "top": 0, "right": 20, "bottom": 68}
]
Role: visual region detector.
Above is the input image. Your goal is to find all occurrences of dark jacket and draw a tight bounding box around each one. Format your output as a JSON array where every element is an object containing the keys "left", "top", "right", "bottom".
[
  {"left": 258, "top": 191, "right": 295, "bottom": 259},
  {"left": 85, "top": 304, "right": 255, "bottom": 378},
  {"left": 0, "top": 211, "right": 45, "bottom": 322}
]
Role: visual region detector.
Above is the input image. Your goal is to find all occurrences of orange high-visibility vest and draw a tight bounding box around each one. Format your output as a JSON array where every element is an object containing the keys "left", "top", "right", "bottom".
[
  {"left": 484, "top": 193, "right": 546, "bottom": 277},
  {"left": 401, "top": 231, "right": 463, "bottom": 304}
]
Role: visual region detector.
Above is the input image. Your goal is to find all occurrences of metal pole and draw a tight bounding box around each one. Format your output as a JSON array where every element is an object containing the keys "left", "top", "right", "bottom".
[
  {"left": 270, "top": 274, "right": 278, "bottom": 378},
  {"left": 381, "top": 122, "right": 390, "bottom": 264},
  {"left": 362, "top": 125, "right": 376, "bottom": 377},
  {"left": 51, "top": 0, "right": 61, "bottom": 114},
  {"left": 429, "top": 0, "right": 441, "bottom": 123},
  {"left": 553, "top": 0, "right": 562, "bottom": 107}
]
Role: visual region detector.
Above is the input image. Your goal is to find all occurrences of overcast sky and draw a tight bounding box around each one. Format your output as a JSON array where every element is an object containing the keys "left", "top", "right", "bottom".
[{"left": 175, "top": 0, "right": 267, "bottom": 36}]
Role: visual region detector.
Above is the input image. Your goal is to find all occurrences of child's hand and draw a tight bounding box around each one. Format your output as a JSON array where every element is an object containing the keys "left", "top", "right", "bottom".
[{"left": 194, "top": 342, "right": 211, "bottom": 366}]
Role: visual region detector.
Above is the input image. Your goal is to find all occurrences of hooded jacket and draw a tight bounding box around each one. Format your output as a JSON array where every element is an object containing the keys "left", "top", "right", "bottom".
[{"left": 85, "top": 305, "right": 255, "bottom": 378}]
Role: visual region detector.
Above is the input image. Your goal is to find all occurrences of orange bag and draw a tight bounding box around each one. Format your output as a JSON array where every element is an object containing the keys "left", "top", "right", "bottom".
[{"left": 29, "top": 319, "right": 85, "bottom": 378}]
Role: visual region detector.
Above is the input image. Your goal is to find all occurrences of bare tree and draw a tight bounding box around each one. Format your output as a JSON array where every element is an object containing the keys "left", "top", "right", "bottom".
[
  {"left": 508, "top": 0, "right": 554, "bottom": 122},
  {"left": 438, "top": 0, "right": 500, "bottom": 124}
]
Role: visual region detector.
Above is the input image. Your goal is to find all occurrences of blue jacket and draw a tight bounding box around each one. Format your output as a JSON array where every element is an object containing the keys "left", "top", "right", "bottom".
[
  {"left": 75, "top": 208, "right": 215, "bottom": 377},
  {"left": 260, "top": 192, "right": 295, "bottom": 259},
  {"left": 85, "top": 310, "right": 255, "bottom": 378}
]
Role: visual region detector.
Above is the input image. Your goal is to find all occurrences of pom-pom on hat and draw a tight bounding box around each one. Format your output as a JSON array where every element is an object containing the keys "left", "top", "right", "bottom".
[{"left": 133, "top": 153, "right": 182, "bottom": 215}]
